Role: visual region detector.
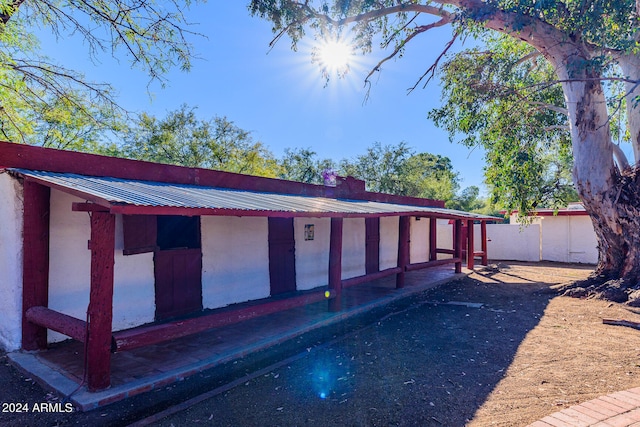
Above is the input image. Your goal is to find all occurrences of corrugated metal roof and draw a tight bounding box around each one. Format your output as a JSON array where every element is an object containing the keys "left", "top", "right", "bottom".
[{"left": 10, "top": 169, "right": 497, "bottom": 220}]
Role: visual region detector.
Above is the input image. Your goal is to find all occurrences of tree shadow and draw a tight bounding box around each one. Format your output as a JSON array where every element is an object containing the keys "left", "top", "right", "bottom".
[{"left": 137, "top": 268, "right": 559, "bottom": 426}]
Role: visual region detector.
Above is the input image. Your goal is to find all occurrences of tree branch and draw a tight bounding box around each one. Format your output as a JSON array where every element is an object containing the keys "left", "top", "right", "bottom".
[
  {"left": 528, "top": 101, "right": 569, "bottom": 116},
  {"left": 363, "top": 16, "right": 453, "bottom": 98}
]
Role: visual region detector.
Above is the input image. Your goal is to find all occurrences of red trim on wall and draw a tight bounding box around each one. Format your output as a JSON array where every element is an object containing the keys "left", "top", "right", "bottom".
[
  {"left": 0, "top": 141, "right": 447, "bottom": 207},
  {"left": 467, "top": 219, "right": 475, "bottom": 270},
  {"left": 341, "top": 267, "right": 402, "bottom": 288},
  {"left": 396, "top": 216, "right": 410, "bottom": 289},
  {"left": 481, "top": 221, "right": 488, "bottom": 265},
  {"left": 405, "top": 258, "right": 462, "bottom": 271},
  {"left": 109, "top": 204, "right": 495, "bottom": 221},
  {"left": 328, "top": 217, "right": 343, "bottom": 312},
  {"left": 25, "top": 306, "right": 87, "bottom": 344},
  {"left": 113, "top": 291, "right": 333, "bottom": 351},
  {"left": 86, "top": 212, "right": 116, "bottom": 391},
  {"left": 454, "top": 220, "right": 463, "bottom": 274},
  {"left": 505, "top": 209, "right": 589, "bottom": 217},
  {"left": 429, "top": 218, "right": 437, "bottom": 262},
  {"left": 22, "top": 181, "right": 50, "bottom": 351}
]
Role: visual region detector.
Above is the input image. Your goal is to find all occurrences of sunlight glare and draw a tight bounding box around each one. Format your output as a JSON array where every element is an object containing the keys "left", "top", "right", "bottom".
[{"left": 316, "top": 38, "right": 354, "bottom": 77}]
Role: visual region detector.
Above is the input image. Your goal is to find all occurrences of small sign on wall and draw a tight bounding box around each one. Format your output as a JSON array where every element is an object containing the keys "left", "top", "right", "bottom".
[{"left": 304, "top": 224, "right": 315, "bottom": 241}]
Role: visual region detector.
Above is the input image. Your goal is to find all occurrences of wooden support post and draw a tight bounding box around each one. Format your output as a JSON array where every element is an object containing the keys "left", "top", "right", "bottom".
[
  {"left": 454, "top": 219, "right": 463, "bottom": 274},
  {"left": 467, "top": 219, "right": 475, "bottom": 270},
  {"left": 22, "top": 181, "right": 50, "bottom": 351},
  {"left": 481, "top": 221, "right": 488, "bottom": 265},
  {"left": 328, "top": 217, "right": 343, "bottom": 312},
  {"left": 396, "top": 216, "right": 410, "bottom": 289},
  {"left": 429, "top": 218, "right": 437, "bottom": 262},
  {"left": 87, "top": 212, "right": 116, "bottom": 391}
]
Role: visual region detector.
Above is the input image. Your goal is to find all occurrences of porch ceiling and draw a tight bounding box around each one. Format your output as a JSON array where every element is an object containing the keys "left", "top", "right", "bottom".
[{"left": 9, "top": 169, "right": 498, "bottom": 221}]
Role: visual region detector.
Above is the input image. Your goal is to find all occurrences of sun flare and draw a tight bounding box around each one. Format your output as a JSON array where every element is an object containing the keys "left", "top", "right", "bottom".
[{"left": 316, "top": 38, "right": 353, "bottom": 76}]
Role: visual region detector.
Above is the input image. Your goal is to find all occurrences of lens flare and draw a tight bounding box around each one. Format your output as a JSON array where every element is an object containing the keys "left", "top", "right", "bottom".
[{"left": 314, "top": 37, "right": 354, "bottom": 78}]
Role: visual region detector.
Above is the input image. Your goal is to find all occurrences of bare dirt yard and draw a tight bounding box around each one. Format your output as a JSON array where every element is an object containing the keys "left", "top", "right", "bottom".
[{"left": 3, "top": 262, "right": 640, "bottom": 426}]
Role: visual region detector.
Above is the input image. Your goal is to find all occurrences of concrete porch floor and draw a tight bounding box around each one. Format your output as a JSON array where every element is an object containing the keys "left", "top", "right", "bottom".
[{"left": 8, "top": 265, "right": 467, "bottom": 411}]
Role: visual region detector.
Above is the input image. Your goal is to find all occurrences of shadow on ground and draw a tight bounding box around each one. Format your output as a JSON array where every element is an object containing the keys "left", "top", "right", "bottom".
[
  {"left": 151, "top": 265, "right": 557, "bottom": 426},
  {"left": 2, "top": 264, "right": 560, "bottom": 426}
]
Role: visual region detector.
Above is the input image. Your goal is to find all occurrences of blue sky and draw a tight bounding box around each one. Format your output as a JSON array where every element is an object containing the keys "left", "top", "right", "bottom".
[{"left": 39, "top": 2, "right": 487, "bottom": 190}]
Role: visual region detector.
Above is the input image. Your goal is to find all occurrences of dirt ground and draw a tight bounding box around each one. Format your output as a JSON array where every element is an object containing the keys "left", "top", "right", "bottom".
[{"left": 4, "top": 262, "right": 640, "bottom": 426}]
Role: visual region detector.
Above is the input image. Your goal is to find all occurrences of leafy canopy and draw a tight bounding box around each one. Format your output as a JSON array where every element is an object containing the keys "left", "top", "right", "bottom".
[
  {"left": 117, "top": 105, "right": 281, "bottom": 177},
  {"left": 0, "top": 0, "right": 200, "bottom": 149},
  {"left": 428, "top": 34, "right": 578, "bottom": 214}
]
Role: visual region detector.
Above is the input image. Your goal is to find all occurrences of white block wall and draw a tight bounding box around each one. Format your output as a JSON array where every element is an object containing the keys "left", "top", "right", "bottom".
[
  {"left": 566, "top": 216, "right": 598, "bottom": 263},
  {"left": 294, "top": 218, "right": 330, "bottom": 291},
  {"left": 201, "top": 216, "right": 271, "bottom": 309},
  {"left": 379, "top": 217, "right": 399, "bottom": 270},
  {"left": 112, "top": 215, "right": 155, "bottom": 330},
  {"left": 48, "top": 190, "right": 91, "bottom": 342},
  {"left": 410, "top": 217, "right": 430, "bottom": 264},
  {"left": 436, "top": 220, "right": 454, "bottom": 260},
  {"left": 342, "top": 218, "right": 366, "bottom": 279},
  {"left": 0, "top": 174, "right": 24, "bottom": 351},
  {"left": 486, "top": 224, "right": 541, "bottom": 262},
  {"left": 487, "top": 216, "right": 597, "bottom": 264},
  {"left": 48, "top": 190, "right": 156, "bottom": 342},
  {"left": 540, "top": 216, "right": 597, "bottom": 264}
]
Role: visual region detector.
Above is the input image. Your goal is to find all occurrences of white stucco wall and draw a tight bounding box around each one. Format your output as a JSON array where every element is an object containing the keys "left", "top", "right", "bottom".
[
  {"left": 541, "top": 216, "right": 570, "bottom": 262},
  {"left": 436, "top": 220, "right": 454, "bottom": 260},
  {"left": 410, "top": 217, "right": 429, "bottom": 264},
  {"left": 48, "top": 190, "right": 91, "bottom": 342},
  {"left": 567, "top": 216, "right": 598, "bottom": 264},
  {"left": 486, "top": 224, "right": 541, "bottom": 262},
  {"left": 201, "top": 216, "right": 270, "bottom": 309},
  {"left": 0, "top": 174, "right": 24, "bottom": 351},
  {"left": 342, "top": 218, "right": 366, "bottom": 279},
  {"left": 379, "top": 217, "right": 399, "bottom": 270},
  {"left": 540, "top": 216, "right": 597, "bottom": 264},
  {"left": 294, "top": 218, "right": 330, "bottom": 291},
  {"left": 112, "top": 215, "right": 155, "bottom": 330},
  {"left": 48, "top": 190, "right": 156, "bottom": 342}
]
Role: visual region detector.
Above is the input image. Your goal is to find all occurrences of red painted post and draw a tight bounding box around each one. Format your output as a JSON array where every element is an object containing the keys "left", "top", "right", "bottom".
[
  {"left": 481, "top": 221, "right": 488, "bottom": 265},
  {"left": 87, "top": 212, "right": 116, "bottom": 391},
  {"left": 429, "top": 218, "right": 437, "bottom": 262},
  {"left": 396, "top": 216, "right": 410, "bottom": 289},
  {"left": 454, "top": 220, "right": 463, "bottom": 274},
  {"left": 467, "top": 219, "right": 475, "bottom": 270},
  {"left": 22, "top": 181, "right": 50, "bottom": 351},
  {"left": 328, "top": 217, "right": 343, "bottom": 312}
]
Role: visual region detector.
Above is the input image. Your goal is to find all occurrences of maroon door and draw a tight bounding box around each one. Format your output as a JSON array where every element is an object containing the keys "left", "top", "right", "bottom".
[
  {"left": 154, "top": 216, "right": 202, "bottom": 321},
  {"left": 154, "top": 248, "right": 203, "bottom": 320},
  {"left": 268, "top": 218, "right": 296, "bottom": 295},
  {"left": 365, "top": 217, "right": 380, "bottom": 274}
]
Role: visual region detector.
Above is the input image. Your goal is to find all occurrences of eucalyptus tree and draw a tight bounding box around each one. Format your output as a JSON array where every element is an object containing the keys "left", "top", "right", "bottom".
[
  {"left": 249, "top": 1, "right": 640, "bottom": 301},
  {"left": 0, "top": 0, "right": 199, "bottom": 148},
  {"left": 429, "top": 34, "right": 580, "bottom": 214}
]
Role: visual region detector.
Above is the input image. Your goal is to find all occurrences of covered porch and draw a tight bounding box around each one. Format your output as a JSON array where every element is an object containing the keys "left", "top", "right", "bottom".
[
  {"left": 12, "top": 168, "right": 496, "bottom": 397},
  {"left": 10, "top": 264, "right": 466, "bottom": 410}
]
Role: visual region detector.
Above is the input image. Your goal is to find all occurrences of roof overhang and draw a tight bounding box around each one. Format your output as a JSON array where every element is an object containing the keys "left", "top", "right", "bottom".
[{"left": 9, "top": 169, "right": 501, "bottom": 221}]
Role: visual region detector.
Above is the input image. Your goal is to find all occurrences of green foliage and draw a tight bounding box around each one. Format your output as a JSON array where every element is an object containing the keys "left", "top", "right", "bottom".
[
  {"left": 118, "top": 105, "right": 281, "bottom": 177},
  {"left": 278, "top": 147, "right": 336, "bottom": 184},
  {"left": 0, "top": 0, "right": 198, "bottom": 149},
  {"left": 428, "top": 34, "right": 578, "bottom": 214},
  {"left": 448, "top": 186, "right": 483, "bottom": 212},
  {"left": 337, "top": 141, "right": 461, "bottom": 202},
  {"left": 479, "top": 0, "right": 638, "bottom": 53}
]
